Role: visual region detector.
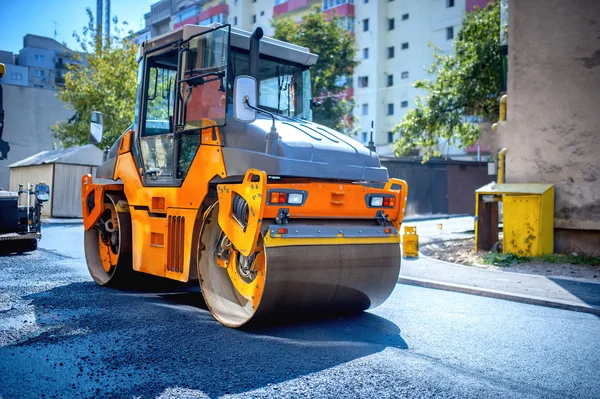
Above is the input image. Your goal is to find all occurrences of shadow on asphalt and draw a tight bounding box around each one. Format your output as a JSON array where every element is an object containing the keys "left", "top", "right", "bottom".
[
  {"left": 548, "top": 277, "right": 600, "bottom": 309},
  {"left": 8, "top": 281, "right": 408, "bottom": 398}
]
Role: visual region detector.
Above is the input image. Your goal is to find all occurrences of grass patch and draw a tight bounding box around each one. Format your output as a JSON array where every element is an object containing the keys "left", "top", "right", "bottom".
[
  {"left": 539, "top": 253, "right": 600, "bottom": 266},
  {"left": 481, "top": 252, "right": 530, "bottom": 267}
]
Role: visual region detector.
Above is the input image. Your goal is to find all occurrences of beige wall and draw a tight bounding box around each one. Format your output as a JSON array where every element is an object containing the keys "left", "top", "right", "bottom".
[
  {"left": 494, "top": 0, "right": 600, "bottom": 235},
  {"left": 9, "top": 164, "right": 54, "bottom": 217}
]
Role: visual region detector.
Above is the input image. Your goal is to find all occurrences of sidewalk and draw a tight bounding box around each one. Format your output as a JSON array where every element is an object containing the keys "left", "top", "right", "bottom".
[{"left": 399, "top": 216, "right": 600, "bottom": 315}]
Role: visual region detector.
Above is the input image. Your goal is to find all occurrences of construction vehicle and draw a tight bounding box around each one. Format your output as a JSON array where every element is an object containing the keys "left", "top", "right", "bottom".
[
  {"left": 0, "top": 63, "right": 50, "bottom": 254},
  {"left": 81, "top": 24, "right": 408, "bottom": 328},
  {"left": 0, "top": 183, "right": 50, "bottom": 254}
]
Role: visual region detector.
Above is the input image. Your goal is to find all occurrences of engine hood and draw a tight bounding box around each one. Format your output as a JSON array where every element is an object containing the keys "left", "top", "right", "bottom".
[{"left": 220, "top": 114, "right": 388, "bottom": 183}]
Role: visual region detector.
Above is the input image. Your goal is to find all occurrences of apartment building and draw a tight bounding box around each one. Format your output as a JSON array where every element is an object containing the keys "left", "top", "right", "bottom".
[
  {"left": 133, "top": 0, "right": 490, "bottom": 156},
  {"left": 0, "top": 34, "right": 80, "bottom": 90}
]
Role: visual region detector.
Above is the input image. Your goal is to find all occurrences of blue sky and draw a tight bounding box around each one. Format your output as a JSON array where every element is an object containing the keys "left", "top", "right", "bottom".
[{"left": 0, "top": 0, "right": 156, "bottom": 53}]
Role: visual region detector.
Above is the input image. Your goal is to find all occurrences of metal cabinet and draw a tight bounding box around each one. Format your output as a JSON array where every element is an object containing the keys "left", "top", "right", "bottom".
[{"left": 475, "top": 183, "right": 554, "bottom": 256}]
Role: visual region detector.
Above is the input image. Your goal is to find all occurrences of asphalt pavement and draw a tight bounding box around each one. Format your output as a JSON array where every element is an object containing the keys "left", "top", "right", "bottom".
[{"left": 0, "top": 224, "right": 599, "bottom": 398}]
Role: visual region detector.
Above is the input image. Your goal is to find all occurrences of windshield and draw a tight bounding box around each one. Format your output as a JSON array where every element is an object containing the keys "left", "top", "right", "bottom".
[
  {"left": 230, "top": 49, "right": 312, "bottom": 120},
  {"left": 177, "top": 27, "right": 229, "bottom": 130}
]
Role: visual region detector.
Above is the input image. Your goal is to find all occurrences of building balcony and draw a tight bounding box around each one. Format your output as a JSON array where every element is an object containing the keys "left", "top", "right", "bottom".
[
  {"left": 273, "top": 0, "right": 321, "bottom": 17},
  {"left": 147, "top": 0, "right": 172, "bottom": 25},
  {"left": 55, "top": 76, "right": 65, "bottom": 85},
  {"left": 322, "top": 2, "right": 354, "bottom": 18},
  {"left": 173, "top": 3, "right": 228, "bottom": 29}
]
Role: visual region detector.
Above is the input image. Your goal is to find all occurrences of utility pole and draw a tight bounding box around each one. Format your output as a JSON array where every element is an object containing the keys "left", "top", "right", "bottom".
[
  {"left": 105, "top": 0, "right": 110, "bottom": 44},
  {"left": 96, "top": 0, "right": 103, "bottom": 52}
]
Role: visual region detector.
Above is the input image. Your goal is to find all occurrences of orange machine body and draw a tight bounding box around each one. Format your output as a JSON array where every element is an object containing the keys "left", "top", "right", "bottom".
[{"left": 82, "top": 125, "right": 408, "bottom": 283}]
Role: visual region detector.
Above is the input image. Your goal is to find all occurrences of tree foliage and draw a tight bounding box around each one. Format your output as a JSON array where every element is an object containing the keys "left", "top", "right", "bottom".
[
  {"left": 392, "top": 2, "right": 501, "bottom": 160},
  {"left": 53, "top": 8, "right": 137, "bottom": 148},
  {"left": 272, "top": 6, "right": 358, "bottom": 134}
]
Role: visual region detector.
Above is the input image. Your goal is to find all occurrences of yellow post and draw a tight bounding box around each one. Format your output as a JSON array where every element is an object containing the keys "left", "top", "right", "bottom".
[
  {"left": 402, "top": 226, "right": 419, "bottom": 258},
  {"left": 497, "top": 148, "right": 507, "bottom": 184},
  {"left": 499, "top": 94, "right": 507, "bottom": 121}
]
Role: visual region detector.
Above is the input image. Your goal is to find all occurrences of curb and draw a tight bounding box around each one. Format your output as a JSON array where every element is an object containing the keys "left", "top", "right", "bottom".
[{"left": 397, "top": 276, "right": 600, "bottom": 316}]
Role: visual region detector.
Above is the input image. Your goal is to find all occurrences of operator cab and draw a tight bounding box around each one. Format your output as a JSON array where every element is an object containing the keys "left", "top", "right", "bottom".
[{"left": 129, "top": 24, "right": 316, "bottom": 185}]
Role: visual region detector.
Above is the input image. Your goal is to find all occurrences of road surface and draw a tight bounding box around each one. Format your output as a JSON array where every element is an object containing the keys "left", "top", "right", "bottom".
[{"left": 0, "top": 224, "right": 598, "bottom": 398}]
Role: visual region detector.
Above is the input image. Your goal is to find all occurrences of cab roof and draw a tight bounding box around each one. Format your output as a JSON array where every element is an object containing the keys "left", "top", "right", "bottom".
[{"left": 140, "top": 24, "right": 318, "bottom": 67}]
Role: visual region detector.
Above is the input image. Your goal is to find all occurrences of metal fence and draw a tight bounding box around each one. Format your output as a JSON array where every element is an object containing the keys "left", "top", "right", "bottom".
[{"left": 381, "top": 158, "right": 494, "bottom": 217}]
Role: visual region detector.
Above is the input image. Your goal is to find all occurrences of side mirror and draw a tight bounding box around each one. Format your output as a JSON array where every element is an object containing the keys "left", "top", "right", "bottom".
[
  {"left": 233, "top": 75, "right": 257, "bottom": 123},
  {"left": 89, "top": 111, "right": 104, "bottom": 144}
]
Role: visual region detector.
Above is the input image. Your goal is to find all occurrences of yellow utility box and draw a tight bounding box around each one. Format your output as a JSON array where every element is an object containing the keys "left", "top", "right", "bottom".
[
  {"left": 475, "top": 183, "right": 554, "bottom": 257},
  {"left": 402, "top": 226, "right": 419, "bottom": 257}
]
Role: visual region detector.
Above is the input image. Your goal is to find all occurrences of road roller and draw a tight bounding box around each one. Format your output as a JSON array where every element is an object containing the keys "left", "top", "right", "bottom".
[{"left": 81, "top": 24, "right": 408, "bottom": 328}]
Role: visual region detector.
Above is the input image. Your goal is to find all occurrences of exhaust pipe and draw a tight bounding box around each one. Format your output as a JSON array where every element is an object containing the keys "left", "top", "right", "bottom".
[{"left": 249, "top": 27, "right": 263, "bottom": 82}]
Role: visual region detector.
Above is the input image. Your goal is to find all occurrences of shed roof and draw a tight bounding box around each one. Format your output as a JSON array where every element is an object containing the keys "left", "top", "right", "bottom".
[{"left": 8, "top": 145, "right": 103, "bottom": 168}]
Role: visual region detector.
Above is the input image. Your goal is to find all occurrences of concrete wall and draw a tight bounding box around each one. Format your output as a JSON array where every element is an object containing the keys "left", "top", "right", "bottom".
[
  {"left": 494, "top": 0, "right": 600, "bottom": 254},
  {"left": 0, "top": 85, "right": 72, "bottom": 189}
]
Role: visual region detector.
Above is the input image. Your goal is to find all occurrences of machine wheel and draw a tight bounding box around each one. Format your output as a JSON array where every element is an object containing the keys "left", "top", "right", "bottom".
[
  {"left": 84, "top": 193, "right": 132, "bottom": 286},
  {"left": 198, "top": 203, "right": 401, "bottom": 328}
]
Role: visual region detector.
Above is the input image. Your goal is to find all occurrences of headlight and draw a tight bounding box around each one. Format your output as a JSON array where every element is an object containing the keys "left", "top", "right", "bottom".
[
  {"left": 288, "top": 193, "right": 303, "bottom": 204},
  {"left": 370, "top": 196, "right": 384, "bottom": 207}
]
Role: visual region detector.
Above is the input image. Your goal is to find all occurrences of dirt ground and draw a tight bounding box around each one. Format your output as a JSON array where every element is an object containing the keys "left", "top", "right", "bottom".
[{"left": 420, "top": 238, "right": 600, "bottom": 282}]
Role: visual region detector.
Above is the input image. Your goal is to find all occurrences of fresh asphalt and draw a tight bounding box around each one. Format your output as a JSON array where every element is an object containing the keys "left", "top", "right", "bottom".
[{"left": 0, "top": 225, "right": 598, "bottom": 398}]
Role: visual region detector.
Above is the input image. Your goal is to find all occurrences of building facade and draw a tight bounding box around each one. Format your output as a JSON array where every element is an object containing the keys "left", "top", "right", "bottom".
[
  {"left": 483, "top": 0, "right": 600, "bottom": 255},
  {"left": 131, "top": 0, "right": 490, "bottom": 156},
  {"left": 0, "top": 34, "right": 80, "bottom": 90}
]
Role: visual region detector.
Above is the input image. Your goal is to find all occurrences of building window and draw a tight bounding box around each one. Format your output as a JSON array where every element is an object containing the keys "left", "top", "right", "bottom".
[
  {"left": 387, "top": 103, "right": 394, "bottom": 115},
  {"left": 447, "top": 0, "right": 455, "bottom": 7},
  {"left": 363, "top": 18, "right": 369, "bottom": 31},
  {"left": 363, "top": 48, "right": 369, "bottom": 59},
  {"left": 34, "top": 54, "right": 44, "bottom": 61},
  {"left": 361, "top": 103, "right": 368, "bottom": 116},
  {"left": 387, "top": 74, "right": 393, "bottom": 87},
  {"left": 11, "top": 72, "right": 22, "bottom": 81},
  {"left": 234, "top": 16, "right": 238, "bottom": 25},
  {"left": 261, "top": 11, "right": 265, "bottom": 16},
  {"left": 252, "top": 14, "right": 256, "bottom": 23},
  {"left": 358, "top": 76, "right": 369, "bottom": 88},
  {"left": 34, "top": 69, "right": 45, "bottom": 78},
  {"left": 402, "top": 13, "right": 409, "bottom": 20},
  {"left": 34, "top": 84, "right": 43, "bottom": 88},
  {"left": 387, "top": 46, "right": 395, "bottom": 59},
  {"left": 401, "top": 71, "right": 409, "bottom": 79},
  {"left": 364, "top": 0, "right": 368, "bottom": 3},
  {"left": 401, "top": 42, "right": 409, "bottom": 50},
  {"left": 362, "top": 132, "right": 368, "bottom": 143},
  {"left": 446, "top": 26, "right": 454, "bottom": 40},
  {"left": 388, "top": 18, "right": 395, "bottom": 30},
  {"left": 388, "top": 132, "right": 394, "bottom": 143},
  {"left": 401, "top": 101, "right": 408, "bottom": 108}
]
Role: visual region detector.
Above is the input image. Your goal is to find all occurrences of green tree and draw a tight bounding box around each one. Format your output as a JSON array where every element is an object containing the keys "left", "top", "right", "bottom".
[
  {"left": 52, "top": 9, "right": 137, "bottom": 148},
  {"left": 272, "top": 6, "right": 359, "bottom": 134},
  {"left": 392, "top": 2, "right": 501, "bottom": 160}
]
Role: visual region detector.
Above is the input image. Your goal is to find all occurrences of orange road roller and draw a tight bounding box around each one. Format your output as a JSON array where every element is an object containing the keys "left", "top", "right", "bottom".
[{"left": 81, "top": 24, "right": 408, "bottom": 328}]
